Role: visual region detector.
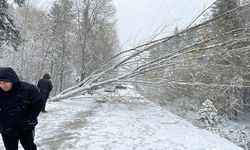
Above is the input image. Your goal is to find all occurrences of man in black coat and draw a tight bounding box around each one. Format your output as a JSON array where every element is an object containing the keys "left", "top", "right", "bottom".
[
  {"left": 37, "top": 73, "right": 53, "bottom": 112},
  {"left": 0, "top": 67, "right": 43, "bottom": 150}
]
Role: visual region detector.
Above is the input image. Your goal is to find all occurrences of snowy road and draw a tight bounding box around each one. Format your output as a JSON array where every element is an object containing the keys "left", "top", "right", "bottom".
[{"left": 0, "top": 95, "right": 243, "bottom": 150}]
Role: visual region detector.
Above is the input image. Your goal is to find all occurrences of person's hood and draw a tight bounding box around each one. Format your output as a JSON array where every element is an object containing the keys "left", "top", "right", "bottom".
[
  {"left": 43, "top": 73, "right": 51, "bottom": 79},
  {"left": 0, "top": 67, "right": 20, "bottom": 84}
]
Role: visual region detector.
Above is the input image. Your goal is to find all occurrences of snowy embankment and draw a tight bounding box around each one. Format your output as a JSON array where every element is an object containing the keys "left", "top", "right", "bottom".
[{"left": 0, "top": 90, "right": 243, "bottom": 150}]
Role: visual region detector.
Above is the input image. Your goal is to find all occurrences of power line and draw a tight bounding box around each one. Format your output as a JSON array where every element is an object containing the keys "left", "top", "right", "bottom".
[
  {"left": 148, "top": 0, "right": 166, "bottom": 31},
  {"left": 122, "top": 1, "right": 246, "bottom": 53},
  {"left": 146, "top": 0, "right": 177, "bottom": 39},
  {"left": 179, "top": 0, "right": 204, "bottom": 29},
  {"left": 186, "top": 0, "right": 218, "bottom": 29}
]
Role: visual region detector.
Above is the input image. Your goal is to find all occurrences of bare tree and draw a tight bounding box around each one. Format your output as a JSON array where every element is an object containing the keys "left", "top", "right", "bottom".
[{"left": 73, "top": 0, "right": 117, "bottom": 80}]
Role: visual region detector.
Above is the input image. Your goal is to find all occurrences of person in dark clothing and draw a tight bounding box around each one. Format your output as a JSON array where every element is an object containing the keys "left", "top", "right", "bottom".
[
  {"left": 0, "top": 67, "right": 43, "bottom": 150},
  {"left": 37, "top": 73, "right": 53, "bottom": 112}
]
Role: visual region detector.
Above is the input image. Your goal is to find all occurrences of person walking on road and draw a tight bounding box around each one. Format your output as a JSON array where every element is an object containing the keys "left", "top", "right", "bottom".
[{"left": 37, "top": 73, "right": 53, "bottom": 113}]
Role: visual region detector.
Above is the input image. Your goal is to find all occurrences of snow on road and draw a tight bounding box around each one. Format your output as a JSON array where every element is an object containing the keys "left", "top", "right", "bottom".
[{"left": 0, "top": 95, "right": 243, "bottom": 150}]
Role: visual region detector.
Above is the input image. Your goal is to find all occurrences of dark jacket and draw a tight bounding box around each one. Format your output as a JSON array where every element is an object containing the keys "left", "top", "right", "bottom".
[
  {"left": 0, "top": 67, "right": 43, "bottom": 135},
  {"left": 37, "top": 73, "right": 53, "bottom": 94}
]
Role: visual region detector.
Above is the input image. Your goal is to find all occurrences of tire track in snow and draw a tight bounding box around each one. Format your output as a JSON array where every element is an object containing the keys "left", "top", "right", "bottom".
[{"left": 37, "top": 110, "right": 93, "bottom": 150}]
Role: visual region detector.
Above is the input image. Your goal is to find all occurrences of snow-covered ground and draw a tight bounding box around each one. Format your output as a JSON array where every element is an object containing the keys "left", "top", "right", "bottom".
[{"left": 0, "top": 91, "right": 243, "bottom": 150}]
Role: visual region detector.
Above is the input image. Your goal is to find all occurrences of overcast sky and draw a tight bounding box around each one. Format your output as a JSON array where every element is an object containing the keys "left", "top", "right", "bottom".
[
  {"left": 113, "top": 0, "right": 216, "bottom": 49},
  {"left": 30, "top": 0, "right": 216, "bottom": 49}
]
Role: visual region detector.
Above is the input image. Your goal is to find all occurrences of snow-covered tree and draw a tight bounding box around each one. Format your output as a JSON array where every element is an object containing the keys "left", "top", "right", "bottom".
[
  {"left": 49, "top": 0, "right": 74, "bottom": 93},
  {"left": 198, "top": 100, "right": 218, "bottom": 128},
  {"left": 0, "top": 0, "right": 24, "bottom": 51},
  {"left": 2, "top": 4, "right": 51, "bottom": 83},
  {"left": 212, "top": 0, "right": 241, "bottom": 34}
]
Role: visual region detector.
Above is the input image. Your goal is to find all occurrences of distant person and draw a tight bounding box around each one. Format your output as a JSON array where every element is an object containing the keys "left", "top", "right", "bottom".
[
  {"left": 0, "top": 67, "right": 43, "bottom": 150},
  {"left": 37, "top": 73, "right": 53, "bottom": 113},
  {"left": 75, "top": 76, "right": 81, "bottom": 84}
]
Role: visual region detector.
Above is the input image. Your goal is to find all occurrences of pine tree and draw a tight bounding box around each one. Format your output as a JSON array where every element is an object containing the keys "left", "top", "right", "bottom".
[
  {"left": 212, "top": 0, "right": 239, "bottom": 16},
  {"left": 0, "top": 0, "right": 24, "bottom": 50},
  {"left": 49, "top": 0, "right": 74, "bottom": 92},
  {"left": 211, "top": 0, "right": 241, "bottom": 33}
]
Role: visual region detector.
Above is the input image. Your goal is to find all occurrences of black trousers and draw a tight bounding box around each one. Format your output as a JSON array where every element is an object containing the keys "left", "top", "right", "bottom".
[
  {"left": 1, "top": 128, "right": 37, "bottom": 150},
  {"left": 41, "top": 93, "right": 49, "bottom": 112}
]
